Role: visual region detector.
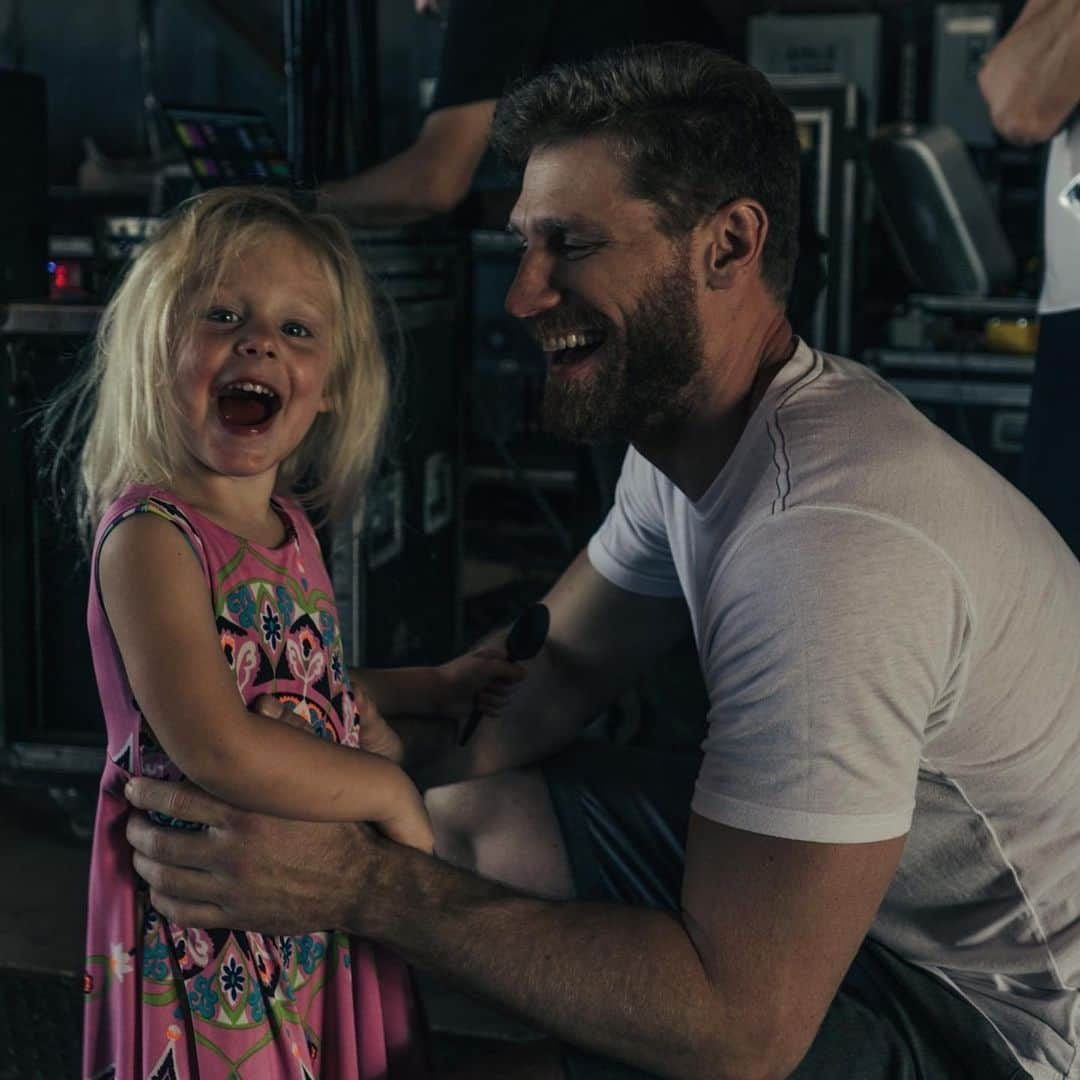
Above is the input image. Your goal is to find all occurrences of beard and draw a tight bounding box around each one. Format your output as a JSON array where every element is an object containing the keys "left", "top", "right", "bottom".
[{"left": 539, "top": 249, "right": 705, "bottom": 445}]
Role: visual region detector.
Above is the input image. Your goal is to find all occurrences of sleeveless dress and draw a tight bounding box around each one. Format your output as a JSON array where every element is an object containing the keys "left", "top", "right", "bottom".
[{"left": 82, "top": 484, "right": 430, "bottom": 1080}]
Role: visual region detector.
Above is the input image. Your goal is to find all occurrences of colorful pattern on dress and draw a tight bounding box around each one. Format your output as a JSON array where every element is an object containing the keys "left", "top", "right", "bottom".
[{"left": 82, "top": 486, "right": 429, "bottom": 1079}]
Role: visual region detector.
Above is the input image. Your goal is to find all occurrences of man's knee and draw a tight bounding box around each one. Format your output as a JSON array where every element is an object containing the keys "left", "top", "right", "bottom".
[
  {"left": 424, "top": 778, "right": 489, "bottom": 872},
  {"left": 424, "top": 769, "right": 575, "bottom": 898}
]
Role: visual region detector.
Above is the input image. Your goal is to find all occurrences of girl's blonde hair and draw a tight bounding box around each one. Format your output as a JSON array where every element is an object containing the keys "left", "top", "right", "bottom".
[{"left": 50, "top": 186, "right": 389, "bottom": 541}]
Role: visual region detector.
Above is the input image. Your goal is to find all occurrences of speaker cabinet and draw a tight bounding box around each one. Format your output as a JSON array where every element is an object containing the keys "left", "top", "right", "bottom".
[{"left": 0, "top": 70, "right": 48, "bottom": 302}]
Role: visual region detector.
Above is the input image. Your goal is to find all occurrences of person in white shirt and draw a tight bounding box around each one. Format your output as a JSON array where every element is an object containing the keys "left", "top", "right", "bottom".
[
  {"left": 124, "top": 44, "right": 1077, "bottom": 1079},
  {"left": 979, "top": 0, "right": 1080, "bottom": 556}
]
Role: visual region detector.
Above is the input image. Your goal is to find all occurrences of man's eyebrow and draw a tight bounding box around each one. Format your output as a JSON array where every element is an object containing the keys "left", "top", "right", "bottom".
[{"left": 505, "top": 216, "right": 611, "bottom": 239}]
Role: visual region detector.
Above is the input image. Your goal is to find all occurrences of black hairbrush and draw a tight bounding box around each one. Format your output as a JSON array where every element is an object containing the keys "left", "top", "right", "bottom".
[{"left": 458, "top": 603, "right": 549, "bottom": 746}]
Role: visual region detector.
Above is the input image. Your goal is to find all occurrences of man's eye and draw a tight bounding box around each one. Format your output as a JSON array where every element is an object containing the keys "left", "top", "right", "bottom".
[
  {"left": 282, "top": 322, "right": 312, "bottom": 338},
  {"left": 555, "top": 240, "right": 599, "bottom": 260}
]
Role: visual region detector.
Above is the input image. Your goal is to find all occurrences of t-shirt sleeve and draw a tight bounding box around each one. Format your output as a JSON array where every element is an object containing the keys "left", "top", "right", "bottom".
[
  {"left": 587, "top": 447, "right": 684, "bottom": 598},
  {"left": 692, "top": 507, "right": 973, "bottom": 843},
  {"left": 431, "top": 0, "right": 555, "bottom": 111}
]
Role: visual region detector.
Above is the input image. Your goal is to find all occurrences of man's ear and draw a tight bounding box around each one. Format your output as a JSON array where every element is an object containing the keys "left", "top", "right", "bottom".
[{"left": 703, "top": 200, "right": 769, "bottom": 290}]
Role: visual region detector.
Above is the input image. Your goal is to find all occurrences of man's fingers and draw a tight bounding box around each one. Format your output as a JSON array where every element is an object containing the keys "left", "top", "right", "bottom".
[
  {"left": 253, "top": 693, "right": 283, "bottom": 718},
  {"left": 147, "top": 888, "right": 228, "bottom": 931},
  {"left": 131, "top": 849, "right": 215, "bottom": 898},
  {"left": 253, "top": 694, "right": 307, "bottom": 730},
  {"left": 125, "top": 778, "right": 233, "bottom": 829},
  {"left": 126, "top": 813, "right": 217, "bottom": 874},
  {"left": 129, "top": 825, "right": 233, "bottom": 928}
]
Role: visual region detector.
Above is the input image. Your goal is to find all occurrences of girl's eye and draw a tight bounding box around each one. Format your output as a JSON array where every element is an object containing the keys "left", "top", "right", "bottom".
[
  {"left": 282, "top": 322, "right": 312, "bottom": 338},
  {"left": 206, "top": 308, "right": 240, "bottom": 324}
]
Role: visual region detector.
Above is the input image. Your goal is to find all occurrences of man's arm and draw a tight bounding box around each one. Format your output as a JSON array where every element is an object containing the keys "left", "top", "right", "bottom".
[
  {"left": 318, "top": 100, "right": 495, "bottom": 225},
  {"left": 978, "top": 0, "right": 1080, "bottom": 144},
  {"left": 350, "top": 816, "right": 905, "bottom": 1080},
  {"left": 126, "top": 780, "right": 905, "bottom": 1080}
]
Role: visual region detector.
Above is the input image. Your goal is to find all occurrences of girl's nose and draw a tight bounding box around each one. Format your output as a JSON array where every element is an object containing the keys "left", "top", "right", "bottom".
[
  {"left": 505, "top": 252, "right": 562, "bottom": 320},
  {"left": 235, "top": 326, "right": 276, "bottom": 358}
]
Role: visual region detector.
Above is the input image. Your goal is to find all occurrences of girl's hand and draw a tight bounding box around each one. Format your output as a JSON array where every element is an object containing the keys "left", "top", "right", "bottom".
[
  {"left": 350, "top": 684, "right": 405, "bottom": 764},
  {"left": 434, "top": 649, "right": 526, "bottom": 721},
  {"left": 377, "top": 779, "right": 434, "bottom": 854}
]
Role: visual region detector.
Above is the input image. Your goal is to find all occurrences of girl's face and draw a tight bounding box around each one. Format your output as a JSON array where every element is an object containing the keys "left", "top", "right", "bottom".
[{"left": 174, "top": 228, "right": 337, "bottom": 491}]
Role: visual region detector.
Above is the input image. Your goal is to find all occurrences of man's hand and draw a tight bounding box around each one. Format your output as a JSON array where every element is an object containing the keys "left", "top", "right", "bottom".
[{"left": 125, "top": 778, "right": 376, "bottom": 933}]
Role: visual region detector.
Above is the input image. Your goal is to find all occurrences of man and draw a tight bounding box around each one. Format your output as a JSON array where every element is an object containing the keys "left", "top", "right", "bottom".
[
  {"left": 318, "top": 0, "right": 737, "bottom": 226},
  {"left": 127, "top": 45, "right": 1078, "bottom": 1079},
  {"left": 978, "top": 0, "right": 1080, "bottom": 557}
]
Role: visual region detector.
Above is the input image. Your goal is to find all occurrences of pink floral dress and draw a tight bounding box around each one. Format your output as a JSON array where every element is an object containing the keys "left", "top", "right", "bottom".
[{"left": 82, "top": 485, "right": 430, "bottom": 1079}]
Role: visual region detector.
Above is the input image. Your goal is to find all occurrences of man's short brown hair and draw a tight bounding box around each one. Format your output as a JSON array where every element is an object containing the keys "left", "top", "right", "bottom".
[{"left": 491, "top": 42, "right": 801, "bottom": 302}]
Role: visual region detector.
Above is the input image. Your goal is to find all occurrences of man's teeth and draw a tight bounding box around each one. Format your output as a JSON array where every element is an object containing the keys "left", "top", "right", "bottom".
[{"left": 542, "top": 332, "right": 602, "bottom": 353}]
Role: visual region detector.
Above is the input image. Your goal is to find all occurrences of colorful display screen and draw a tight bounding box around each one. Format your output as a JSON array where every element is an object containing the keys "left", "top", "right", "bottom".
[{"left": 164, "top": 106, "right": 292, "bottom": 188}]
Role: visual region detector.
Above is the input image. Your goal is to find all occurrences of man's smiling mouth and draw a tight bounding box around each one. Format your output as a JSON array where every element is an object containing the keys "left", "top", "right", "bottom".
[{"left": 540, "top": 329, "right": 606, "bottom": 365}]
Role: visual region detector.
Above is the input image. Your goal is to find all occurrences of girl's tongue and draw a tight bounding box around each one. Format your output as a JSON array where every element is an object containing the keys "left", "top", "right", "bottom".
[{"left": 218, "top": 384, "right": 280, "bottom": 429}]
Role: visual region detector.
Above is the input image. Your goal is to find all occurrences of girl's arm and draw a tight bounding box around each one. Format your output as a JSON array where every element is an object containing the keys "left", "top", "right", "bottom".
[
  {"left": 352, "top": 652, "right": 523, "bottom": 721},
  {"left": 99, "top": 513, "right": 431, "bottom": 852}
]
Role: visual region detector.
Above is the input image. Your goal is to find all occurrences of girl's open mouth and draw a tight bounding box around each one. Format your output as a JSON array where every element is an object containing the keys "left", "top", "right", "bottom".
[{"left": 217, "top": 381, "right": 282, "bottom": 431}]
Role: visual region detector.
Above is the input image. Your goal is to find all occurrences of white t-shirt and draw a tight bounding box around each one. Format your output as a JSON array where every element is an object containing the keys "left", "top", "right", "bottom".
[
  {"left": 1040, "top": 121, "right": 1080, "bottom": 314},
  {"left": 588, "top": 340, "right": 1080, "bottom": 1079}
]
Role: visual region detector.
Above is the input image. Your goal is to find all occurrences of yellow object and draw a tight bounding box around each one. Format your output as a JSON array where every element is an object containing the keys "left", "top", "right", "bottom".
[{"left": 985, "top": 317, "right": 1039, "bottom": 354}]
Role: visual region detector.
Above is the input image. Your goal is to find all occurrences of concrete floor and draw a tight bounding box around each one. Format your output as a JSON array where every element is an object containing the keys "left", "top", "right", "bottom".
[{"left": 0, "top": 783, "right": 538, "bottom": 1076}]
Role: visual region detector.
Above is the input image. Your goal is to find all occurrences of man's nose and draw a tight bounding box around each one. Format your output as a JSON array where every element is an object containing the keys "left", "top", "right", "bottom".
[{"left": 505, "top": 252, "right": 561, "bottom": 320}]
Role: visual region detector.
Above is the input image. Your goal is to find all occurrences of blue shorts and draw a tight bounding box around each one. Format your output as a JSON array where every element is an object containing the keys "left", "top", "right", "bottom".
[{"left": 542, "top": 742, "right": 1030, "bottom": 1080}]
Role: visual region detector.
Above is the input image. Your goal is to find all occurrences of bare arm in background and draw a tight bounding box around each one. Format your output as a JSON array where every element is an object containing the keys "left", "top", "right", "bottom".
[
  {"left": 318, "top": 100, "right": 495, "bottom": 225},
  {"left": 978, "top": 0, "right": 1080, "bottom": 143}
]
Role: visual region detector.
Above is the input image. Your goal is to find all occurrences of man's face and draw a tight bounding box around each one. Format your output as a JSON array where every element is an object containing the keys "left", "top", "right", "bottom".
[{"left": 506, "top": 137, "right": 706, "bottom": 444}]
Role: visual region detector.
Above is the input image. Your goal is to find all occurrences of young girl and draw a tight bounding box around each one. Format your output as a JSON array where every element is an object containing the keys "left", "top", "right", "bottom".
[{"left": 66, "top": 187, "right": 515, "bottom": 1078}]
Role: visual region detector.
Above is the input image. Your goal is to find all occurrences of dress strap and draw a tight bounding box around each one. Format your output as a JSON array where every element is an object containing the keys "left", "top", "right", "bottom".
[{"left": 92, "top": 488, "right": 212, "bottom": 605}]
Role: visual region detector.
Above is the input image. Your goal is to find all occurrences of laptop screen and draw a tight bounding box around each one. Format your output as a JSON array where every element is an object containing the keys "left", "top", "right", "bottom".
[{"left": 162, "top": 105, "right": 292, "bottom": 188}]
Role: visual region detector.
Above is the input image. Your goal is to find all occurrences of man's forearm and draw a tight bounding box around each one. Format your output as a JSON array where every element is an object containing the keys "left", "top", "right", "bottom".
[
  {"left": 979, "top": 0, "right": 1080, "bottom": 142},
  {"left": 319, "top": 100, "right": 495, "bottom": 225},
  {"left": 319, "top": 146, "right": 453, "bottom": 225},
  {"left": 346, "top": 837, "right": 764, "bottom": 1080}
]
